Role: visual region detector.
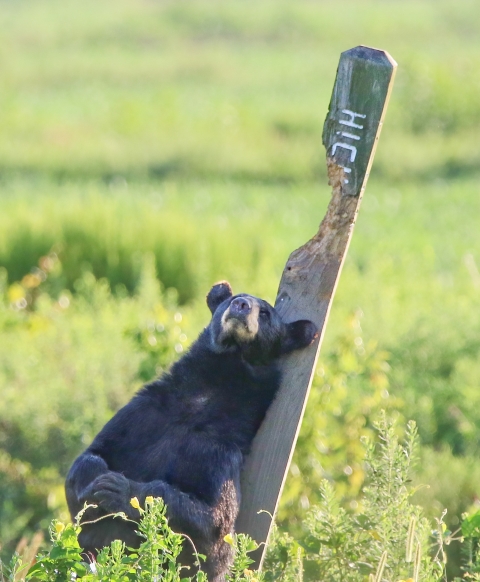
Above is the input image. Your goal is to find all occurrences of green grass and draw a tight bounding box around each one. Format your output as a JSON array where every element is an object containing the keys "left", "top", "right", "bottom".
[
  {"left": 0, "top": 0, "right": 479, "bottom": 182},
  {"left": 1, "top": 175, "right": 479, "bottom": 347}
]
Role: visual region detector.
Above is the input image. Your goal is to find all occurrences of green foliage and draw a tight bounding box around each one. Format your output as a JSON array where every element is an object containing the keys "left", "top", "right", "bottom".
[
  {"left": 1, "top": 498, "right": 262, "bottom": 582},
  {"left": 2, "top": 255, "right": 480, "bottom": 574},
  {"left": 280, "top": 311, "right": 400, "bottom": 528},
  {"left": 0, "top": 179, "right": 308, "bottom": 304},
  {"left": 21, "top": 498, "right": 208, "bottom": 581},
  {"left": 263, "top": 530, "right": 304, "bottom": 582},
  {"left": 269, "top": 414, "right": 446, "bottom": 582},
  {"left": 461, "top": 510, "right": 480, "bottom": 580},
  {"left": 224, "top": 533, "right": 264, "bottom": 582},
  {"left": 390, "top": 325, "right": 480, "bottom": 456}
]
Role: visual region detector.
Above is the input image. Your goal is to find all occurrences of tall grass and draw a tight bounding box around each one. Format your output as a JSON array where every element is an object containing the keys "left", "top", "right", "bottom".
[
  {"left": 1, "top": 175, "right": 479, "bottom": 345},
  {"left": 0, "top": 0, "right": 478, "bottom": 182}
]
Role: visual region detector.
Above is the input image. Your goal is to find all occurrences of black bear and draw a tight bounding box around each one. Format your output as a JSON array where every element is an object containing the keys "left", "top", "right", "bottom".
[{"left": 65, "top": 281, "right": 317, "bottom": 581}]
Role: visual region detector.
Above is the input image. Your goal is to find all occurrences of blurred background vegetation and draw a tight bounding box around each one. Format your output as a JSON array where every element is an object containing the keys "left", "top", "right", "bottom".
[{"left": 1, "top": 0, "right": 480, "bottom": 575}]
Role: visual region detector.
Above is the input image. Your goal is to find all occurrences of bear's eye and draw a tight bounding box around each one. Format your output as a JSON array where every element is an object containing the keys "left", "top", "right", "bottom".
[{"left": 259, "top": 308, "right": 270, "bottom": 319}]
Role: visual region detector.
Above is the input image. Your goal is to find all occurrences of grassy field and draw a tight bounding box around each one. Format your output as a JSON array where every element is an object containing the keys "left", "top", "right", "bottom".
[{"left": 1, "top": 0, "right": 480, "bottom": 574}]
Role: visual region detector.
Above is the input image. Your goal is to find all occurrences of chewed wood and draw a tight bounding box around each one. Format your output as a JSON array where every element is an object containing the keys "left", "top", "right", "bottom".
[{"left": 235, "top": 46, "right": 397, "bottom": 569}]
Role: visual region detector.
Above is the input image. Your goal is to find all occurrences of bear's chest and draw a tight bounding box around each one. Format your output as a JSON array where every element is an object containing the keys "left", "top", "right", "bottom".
[{"left": 107, "top": 389, "right": 267, "bottom": 483}]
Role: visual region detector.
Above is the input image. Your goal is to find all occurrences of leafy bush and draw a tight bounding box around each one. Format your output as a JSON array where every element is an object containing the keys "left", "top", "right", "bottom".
[
  {"left": 279, "top": 310, "right": 402, "bottom": 531},
  {"left": 268, "top": 413, "right": 445, "bottom": 582},
  {"left": 1, "top": 498, "right": 260, "bottom": 582}
]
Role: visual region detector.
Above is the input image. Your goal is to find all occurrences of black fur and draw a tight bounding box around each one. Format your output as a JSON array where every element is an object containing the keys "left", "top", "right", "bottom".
[{"left": 65, "top": 282, "right": 317, "bottom": 581}]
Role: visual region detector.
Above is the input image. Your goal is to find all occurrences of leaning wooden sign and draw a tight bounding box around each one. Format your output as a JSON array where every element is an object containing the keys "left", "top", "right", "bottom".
[{"left": 236, "top": 46, "right": 397, "bottom": 567}]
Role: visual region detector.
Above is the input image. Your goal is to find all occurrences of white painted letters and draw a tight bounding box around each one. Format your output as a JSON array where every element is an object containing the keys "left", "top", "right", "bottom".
[
  {"left": 332, "top": 142, "right": 357, "bottom": 162},
  {"left": 331, "top": 109, "right": 367, "bottom": 184},
  {"left": 339, "top": 109, "right": 366, "bottom": 129},
  {"left": 337, "top": 131, "right": 360, "bottom": 141}
]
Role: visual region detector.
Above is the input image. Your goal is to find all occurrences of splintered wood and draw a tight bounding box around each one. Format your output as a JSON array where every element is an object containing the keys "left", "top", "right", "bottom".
[
  {"left": 283, "top": 159, "right": 358, "bottom": 275},
  {"left": 236, "top": 46, "right": 397, "bottom": 570}
]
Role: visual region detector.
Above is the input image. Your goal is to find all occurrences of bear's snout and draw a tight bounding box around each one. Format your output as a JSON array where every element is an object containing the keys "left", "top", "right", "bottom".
[
  {"left": 228, "top": 296, "right": 252, "bottom": 319},
  {"left": 217, "top": 295, "right": 259, "bottom": 344}
]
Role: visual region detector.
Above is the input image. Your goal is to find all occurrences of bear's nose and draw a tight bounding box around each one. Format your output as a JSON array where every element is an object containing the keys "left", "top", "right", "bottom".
[{"left": 229, "top": 296, "right": 252, "bottom": 317}]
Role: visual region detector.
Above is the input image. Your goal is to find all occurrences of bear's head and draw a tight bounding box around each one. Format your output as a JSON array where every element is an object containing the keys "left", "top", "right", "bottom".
[{"left": 206, "top": 281, "right": 318, "bottom": 365}]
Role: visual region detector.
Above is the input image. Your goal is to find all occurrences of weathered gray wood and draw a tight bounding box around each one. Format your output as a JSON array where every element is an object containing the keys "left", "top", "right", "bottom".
[{"left": 235, "top": 46, "right": 397, "bottom": 568}]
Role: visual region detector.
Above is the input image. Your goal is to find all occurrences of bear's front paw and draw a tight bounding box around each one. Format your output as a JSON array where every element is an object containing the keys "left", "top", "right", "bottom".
[
  {"left": 281, "top": 319, "right": 318, "bottom": 355},
  {"left": 89, "top": 472, "right": 137, "bottom": 516}
]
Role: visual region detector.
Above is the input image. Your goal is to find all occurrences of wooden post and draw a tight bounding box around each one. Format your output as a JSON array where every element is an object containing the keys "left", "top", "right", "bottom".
[{"left": 236, "top": 46, "right": 397, "bottom": 568}]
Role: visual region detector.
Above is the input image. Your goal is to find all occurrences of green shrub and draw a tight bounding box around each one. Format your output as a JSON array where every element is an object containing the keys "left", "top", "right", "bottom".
[
  {"left": 269, "top": 413, "right": 445, "bottom": 582},
  {"left": 279, "top": 310, "right": 400, "bottom": 528},
  {"left": 1, "top": 498, "right": 261, "bottom": 582}
]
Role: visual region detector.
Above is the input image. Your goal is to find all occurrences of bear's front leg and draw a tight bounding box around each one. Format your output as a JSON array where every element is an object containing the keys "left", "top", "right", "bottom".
[{"left": 84, "top": 472, "right": 142, "bottom": 520}]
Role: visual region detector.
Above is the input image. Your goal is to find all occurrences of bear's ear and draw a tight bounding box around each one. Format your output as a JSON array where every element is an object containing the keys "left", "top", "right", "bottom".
[
  {"left": 206, "top": 281, "right": 233, "bottom": 314},
  {"left": 281, "top": 320, "right": 318, "bottom": 355}
]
